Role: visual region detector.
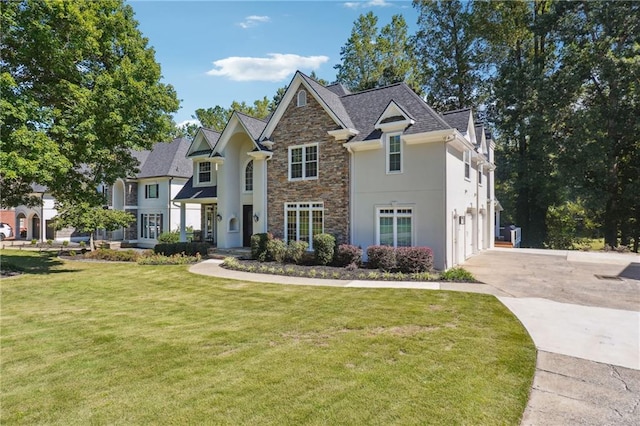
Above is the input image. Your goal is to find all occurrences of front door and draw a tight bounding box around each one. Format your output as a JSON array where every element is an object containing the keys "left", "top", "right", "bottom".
[
  {"left": 204, "top": 205, "right": 216, "bottom": 244},
  {"left": 242, "top": 205, "right": 253, "bottom": 247}
]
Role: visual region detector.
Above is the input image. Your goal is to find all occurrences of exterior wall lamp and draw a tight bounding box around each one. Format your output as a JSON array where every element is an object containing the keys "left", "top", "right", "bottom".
[
  {"left": 216, "top": 213, "right": 222, "bottom": 222},
  {"left": 253, "top": 214, "right": 259, "bottom": 222}
]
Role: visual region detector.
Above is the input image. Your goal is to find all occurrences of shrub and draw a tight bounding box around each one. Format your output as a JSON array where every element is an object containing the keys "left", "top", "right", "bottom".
[
  {"left": 84, "top": 249, "right": 140, "bottom": 262},
  {"left": 157, "top": 231, "right": 180, "bottom": 244},
  {"left": 366, "top": 245, "right": 396, "bottom": 271},
  {"left": 345, "top": 262, "right": 359, "bottom": 272},
  {"left": 68, "top": 250, "right": 76, "bottom": 257},
  {"left": 335, "top": 244, "right": 362, "bottom": 267},
  {"left": 313, "top": 233, "right": 335, "bottom": 266},
  {"left": 138, "top": 252, "right": 201, "bottom": 265},
  {"left": 440, "top": 267, "right": 476, "bottom": 282},
  {"left": 266, "top": 238, "right": 286, "bottom": 263},
  {"left": 46, "top": 239, "right": 53, "bottom": 246},
  {"left": 79, "top": 241, "right": 86, "bottom": 248},
  {"left": 221, "top": 257, "right": 240, "bottom": 269},
  {"left": 154, "top": 242, "right": 209, "bottom": 257},
  {"left": 285, "top": 240, "right": 308, "bottom": 264},
  {"left": 395, "top": 247, "right": 433, "bottom": 273},
  {"left": 31, "top": 239, "right": 37, "bottom": 245},
  {"left": 250, "top": 233, "right": 272, "bottom": 262},
  {"left": 62, "top": 240, "right": 69, "bottom": 247}
]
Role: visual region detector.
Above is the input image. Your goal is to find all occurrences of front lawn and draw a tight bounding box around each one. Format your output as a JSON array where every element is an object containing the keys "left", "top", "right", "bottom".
[{"left": 1, "top": 250, "right": 535, "bottom": 425}]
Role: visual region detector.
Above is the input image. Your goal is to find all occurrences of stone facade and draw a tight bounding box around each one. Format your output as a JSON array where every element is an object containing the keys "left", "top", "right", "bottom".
[{"left": 267, "top": 84, "right": 350, "bottom": 244}]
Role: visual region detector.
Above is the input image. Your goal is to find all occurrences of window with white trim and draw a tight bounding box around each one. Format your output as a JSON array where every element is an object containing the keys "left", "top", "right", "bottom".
[
  {"left": 140, "top": 213, "right": 163, "bottom": 239},
  {"left": 145, "top": 184, "right": 159, "bottom": 199},
  {"left": 288, "top": 144, "right": 318, "bottom": 180},
  {"left": 197, "top": 161, "right": 212, "bottom": 185},
  {"left": 376, "top": 207, "right": 413, "bottom": 247},
  {"left": 386, "top": 133, "right": 402, "bottom": 173},
  {"left": 244, "top": 160, "right": 253, "bottom": 192},
  {"left": 285, "top": 202, "right": 323, "bottom": 249},
  {"left": 463, "top": 150, "right": 471, "bottom": 180},
  {"left": 297, "top": 90, "right": 307, "bottom": 107}
]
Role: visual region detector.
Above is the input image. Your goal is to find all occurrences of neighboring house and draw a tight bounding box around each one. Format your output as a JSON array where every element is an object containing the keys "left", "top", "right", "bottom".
[
  {"left": 175, "top": 71, "right": 497, "bottom": 269},
  {"left": 14, "top": 138, "right": 200, "bottom": 247}
]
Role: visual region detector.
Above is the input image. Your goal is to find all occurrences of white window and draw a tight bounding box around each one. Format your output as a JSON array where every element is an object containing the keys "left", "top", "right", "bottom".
[
  {"left": 145, "top": 184, "right": 159, "bottom": 199},
  {"left": 478, "top": 164, "right": 483, "bottom": 186},
  {"left": 464, "top": 150, "right": 471, "bottom": 180},
  {"left": 244, "top": 160, "right": 253, "bottom": 192},
  {"left": 197, "top": 162, "right": 211, "bottom": 184},
  {"left": 285, "top": 202, "right": 324, "bottom": 249},
  {"left": 297, "top": 90, "right": 307, "bottom": 107},
  {"left": 288, "top": 144, "right": 318, "bottom": 181},
  {"left": 386, "top": 133, "right": 402, "bottom": 174},
  {"left": 140, "top": 213, "right": 163, "bottom": 239},
  {"left": 376, "top": 207, "right": 413, "bottom": 247}
]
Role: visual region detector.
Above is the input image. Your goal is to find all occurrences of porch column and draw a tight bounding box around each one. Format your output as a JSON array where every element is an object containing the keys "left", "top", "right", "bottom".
[{"left": 179, "top": 203, "right": 186, "bottom": 242}]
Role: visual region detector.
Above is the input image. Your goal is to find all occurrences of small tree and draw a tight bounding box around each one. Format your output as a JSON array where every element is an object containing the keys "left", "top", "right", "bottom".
[{"left": 55, "top": 202, "right": 134, "bottom": 251}]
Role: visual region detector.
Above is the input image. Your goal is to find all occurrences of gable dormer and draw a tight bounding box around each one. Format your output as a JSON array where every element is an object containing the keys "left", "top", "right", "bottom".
[
  {"left": 374, "top": 100, "right": 415, "bottom": 133},
  {"left": 187, "top": 128, "right": 219, "bottom": 158}
]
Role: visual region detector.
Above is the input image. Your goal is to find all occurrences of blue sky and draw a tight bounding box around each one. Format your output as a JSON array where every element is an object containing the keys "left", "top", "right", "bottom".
[{"left": 128, "top": 0, "right": 418, "bottom": 126}]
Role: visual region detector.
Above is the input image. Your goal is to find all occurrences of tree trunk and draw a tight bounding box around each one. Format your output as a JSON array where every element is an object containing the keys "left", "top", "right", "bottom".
[{"left": 90, "top": 231, "right": 95, "bottom": 252}]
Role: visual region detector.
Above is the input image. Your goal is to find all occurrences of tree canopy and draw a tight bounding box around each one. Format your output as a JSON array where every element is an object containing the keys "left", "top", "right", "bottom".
[
  {"left": 335, "top": 12, "right": 420, "bottom": 92},
  {"left": 0, "top": 0, "right": 179, "bottom": 208}
]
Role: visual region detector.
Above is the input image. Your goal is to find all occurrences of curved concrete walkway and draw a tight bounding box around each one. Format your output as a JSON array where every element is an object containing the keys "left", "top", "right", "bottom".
[{"left": 190, "top": 250, "right": 640, "bottom": 425}]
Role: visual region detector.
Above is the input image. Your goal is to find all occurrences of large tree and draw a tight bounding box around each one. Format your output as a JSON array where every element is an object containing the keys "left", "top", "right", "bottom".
[
  {"left": 476, "top": 0, "right": 568, "bottom": 247},
  {"left": 413, "top": 0, "right": 485, "bottom": 111},
  {"left": 335, "top": 12, "right": 420, "bottom": 92},
  {"left": 0, "top": 0, "right": 179, "bottom": 208},
  {"left": 554, "top": 1, "right": 640, "bottom": 250}
]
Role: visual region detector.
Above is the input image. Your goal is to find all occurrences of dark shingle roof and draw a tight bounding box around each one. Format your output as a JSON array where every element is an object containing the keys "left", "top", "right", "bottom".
[
  {"left": 340, "top": 83, "right": 452, "bottom": 142},
  {"left": 326, "top": 83, "right": 351, "bottom": 96},
  {"left": 173, "top": 177, "right": 217, "bottom": 201},
  {"left": 236, "top": 112, "right": 268, "bottom": 141},
  {"left": 441, "top": 108, "right": 472, "bottom": 133},
  {"left": 201, "top": 128, "right": 222, "bottom": 147},
  {"left": 299, "top": 73, "right": 355, "bottom": 129},
  {"left": 136, "top": 138, "right": 193, "bottom": 179}
]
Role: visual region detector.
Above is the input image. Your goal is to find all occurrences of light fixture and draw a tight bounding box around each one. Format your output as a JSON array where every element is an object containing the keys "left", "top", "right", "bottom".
[
  {"left": 216, "top": 213, "right": 222, "bottom": 222},
  {"left": 253, "top": 213, "right": 259, "bottom": 222}
]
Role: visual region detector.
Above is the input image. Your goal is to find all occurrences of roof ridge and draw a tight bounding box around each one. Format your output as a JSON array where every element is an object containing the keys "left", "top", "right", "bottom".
[
  {"left": 339, "top": 82, "right": 406, "bottom": 98},
  {"left": 235, "top": 110, "right": 268, "bottom": 122},
  {"left": 441, "top": 107, "right": 472, "bottom": 115}
]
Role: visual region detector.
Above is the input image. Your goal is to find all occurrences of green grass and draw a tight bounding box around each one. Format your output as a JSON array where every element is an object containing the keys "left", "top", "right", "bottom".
[{"left": 1, "top": 250, "right": 536, "bottom": 425}]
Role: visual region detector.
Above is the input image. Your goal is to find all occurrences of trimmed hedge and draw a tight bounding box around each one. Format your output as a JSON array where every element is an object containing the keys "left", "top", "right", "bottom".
[
  {"left": 267, "top": 238, "right": 287, "bottom": 263},
  {"left": 366, "top": 245, "right": 396, "bottom": 271},
  {"left": 154, "top": 242, "right": 209, "bottom": 257},
  {"left": 250, "top": 233, "right": 272, "bottom": 261},
  {"left": 285, "top": 240, "right": 308, "bottom": 264},
  {"left": 335, "top": 244, "right": 363, "bottom": 267},
  {"left": 313, "top": 233, "right": 335, "bottom": 266},
  {"left": 367, "top": 245, "right": 434, "bottom": 273},
  {"left": 395, "top": 246, "right": 433, "bottom": 273}
]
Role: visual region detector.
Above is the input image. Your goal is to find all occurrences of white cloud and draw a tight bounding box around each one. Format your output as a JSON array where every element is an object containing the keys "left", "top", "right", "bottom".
[
  {"left": 237, "top": 15, "right": 270, "bottom": 29},
  {"left": 343, "top": 0, "right": 393, "bottom": 9},
  {"left": 176, "top": 119, "right": 200, "bottom": 128},
  {"left": 206, "top": 54, "right": 329, "bottom": 82}
]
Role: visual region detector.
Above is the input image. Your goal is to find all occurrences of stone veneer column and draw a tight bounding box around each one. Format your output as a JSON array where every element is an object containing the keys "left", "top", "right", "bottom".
[{"left": 266, "top": 84, "right": 350, "bottom": 244}]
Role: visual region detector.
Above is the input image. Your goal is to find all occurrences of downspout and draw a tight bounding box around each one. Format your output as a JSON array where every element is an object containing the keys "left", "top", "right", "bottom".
[
  {"left": 443, "top": 142, "right": 448, "bottom": 269},
  {"left": 168, "top": 177, "right": 173, "bottom": 233}
]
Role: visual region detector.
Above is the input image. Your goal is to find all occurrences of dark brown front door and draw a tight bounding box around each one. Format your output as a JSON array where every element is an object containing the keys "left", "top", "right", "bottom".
[{"left": 242, "top": 205, "right": 253, "bottom": 247}]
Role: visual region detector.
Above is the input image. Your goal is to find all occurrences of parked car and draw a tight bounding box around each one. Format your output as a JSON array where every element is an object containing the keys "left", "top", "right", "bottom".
[{"left": 0, "top": 222, "right": 13, "bottom": 240}]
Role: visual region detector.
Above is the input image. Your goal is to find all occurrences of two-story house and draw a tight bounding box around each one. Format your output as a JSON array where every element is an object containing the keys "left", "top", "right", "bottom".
[
  {"left": 14, "top": 137, "right": 200, "bottom": 247},
  {"left": 175, "top": 71, "right": 496, "bottom": 269}
]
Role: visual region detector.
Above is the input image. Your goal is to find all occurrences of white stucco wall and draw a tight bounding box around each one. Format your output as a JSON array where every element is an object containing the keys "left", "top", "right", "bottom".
[{"left": 351, "top": 140, "right": 448, "bottom": 270}]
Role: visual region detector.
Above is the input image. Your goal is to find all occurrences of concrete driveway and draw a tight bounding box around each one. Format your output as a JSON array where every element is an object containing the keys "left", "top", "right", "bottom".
[{"left": 463, "top": 248, "right": 640, "bottom": 425}]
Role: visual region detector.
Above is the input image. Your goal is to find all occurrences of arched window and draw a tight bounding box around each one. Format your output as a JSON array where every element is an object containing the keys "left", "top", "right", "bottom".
[
  {"left": 245, "top": 160, "right": 253, "bottom": 192},
  {"left": 297, "top": 90, "right": 307, "bottom": 107}
]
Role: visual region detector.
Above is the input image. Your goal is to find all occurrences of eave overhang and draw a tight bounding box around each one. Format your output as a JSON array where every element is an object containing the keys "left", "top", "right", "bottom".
[{"left": 328, "top": 128, "right": 360, "bottom": 141}]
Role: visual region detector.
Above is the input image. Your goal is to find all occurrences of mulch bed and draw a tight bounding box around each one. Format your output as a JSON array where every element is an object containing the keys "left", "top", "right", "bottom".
[{"left": 221, "top": 258, "right": 443, "bottom": 281}]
